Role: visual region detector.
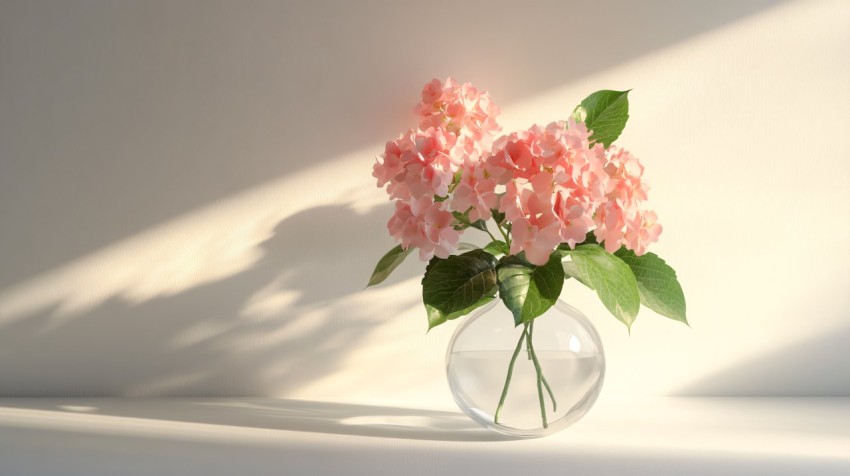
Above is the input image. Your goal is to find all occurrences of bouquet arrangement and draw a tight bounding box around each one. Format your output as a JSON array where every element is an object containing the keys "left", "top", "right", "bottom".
[
  {"left": 367, "top": 78, "right": 687, "bottom": 432},
  {"left": 368, "top": 78, "right": 686, "bottom": 333}
]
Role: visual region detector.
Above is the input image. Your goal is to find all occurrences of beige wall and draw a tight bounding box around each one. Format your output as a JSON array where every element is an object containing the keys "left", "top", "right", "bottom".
[{"left": 1, "top": 0, "right": 848, "bottom": 399}]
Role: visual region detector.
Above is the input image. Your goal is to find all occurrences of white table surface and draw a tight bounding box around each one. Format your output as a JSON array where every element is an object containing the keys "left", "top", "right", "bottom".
[{"left": 1, "top": 397, "right": 848, "bottom": 475}]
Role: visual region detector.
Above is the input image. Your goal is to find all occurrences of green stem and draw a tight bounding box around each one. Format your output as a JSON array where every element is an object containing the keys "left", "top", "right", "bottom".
[
  {"left": 526, "top": 321, "right": 548, "bottom": 429},
  {"left": 494, "top": 324, "right": 528, "bottom": 425},
  {"left": 524, "top": 334, "right": 556, "bottom": 411},
  {"left": 529, "top": 328, "right": 558, "bottom": 412},
  {"left": 482, "top": 226, "right": 500, "bottom": 245},
  {"left": 496, "top": 223, "right": 511, "bottom": 248},
  {"left": 541, "top": 373, "right": 558, "bottom": 413}
]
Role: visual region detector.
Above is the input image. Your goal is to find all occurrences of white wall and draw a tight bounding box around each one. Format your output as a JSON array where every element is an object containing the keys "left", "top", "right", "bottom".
[{"left": 1, "top": 0, "right": 848, "bottom": 400}]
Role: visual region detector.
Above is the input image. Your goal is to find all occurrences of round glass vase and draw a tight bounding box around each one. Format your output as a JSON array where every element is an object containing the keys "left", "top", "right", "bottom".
[{"left": 445, "top": 299, "right": 605, "bottom": 438}]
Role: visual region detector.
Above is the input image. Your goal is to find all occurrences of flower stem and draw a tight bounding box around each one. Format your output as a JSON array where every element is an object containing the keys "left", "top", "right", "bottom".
[
  {"left": 494, "top": 323, "right": 528, "bottom": 425},
  {"left": 496, "top": 223, "right": 511, "bottom": 248},
  {"left": 525, "top": 326, "right": 557, "bottom": 411},
  {"left": 482, "top": 226, "right": 500, "bottom": 245},
  {"left": 541, "top": 373, "right": 558, "bottom": 413},
  {"left": 526, "top": 320, "right": 549, "bottom": 429}
]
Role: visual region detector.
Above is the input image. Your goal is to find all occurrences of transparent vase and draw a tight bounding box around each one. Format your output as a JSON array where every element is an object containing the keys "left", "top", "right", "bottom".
[{"left": 445, "top": 299, "right": 605, "bottom": 438}]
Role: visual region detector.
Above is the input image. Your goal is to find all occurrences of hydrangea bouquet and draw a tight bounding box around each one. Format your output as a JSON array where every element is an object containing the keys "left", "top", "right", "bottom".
[{"left": 367, "top": 78, "right": 686, "bottom": 429}]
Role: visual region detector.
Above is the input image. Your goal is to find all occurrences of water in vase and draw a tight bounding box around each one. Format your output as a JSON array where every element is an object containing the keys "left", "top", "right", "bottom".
[{"left": 448, "top": 349, "right": 604, "bottom": 431}]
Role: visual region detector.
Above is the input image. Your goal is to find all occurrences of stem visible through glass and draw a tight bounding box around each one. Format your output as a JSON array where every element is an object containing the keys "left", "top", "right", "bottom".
[
  {"left": 526, "top": 320, "right": 548, "bottom": 428},
  {"left": 493, "top": 320, "right": 558, "bottom": 428},
  {"left": 493, "top": 323, "right": 527, "bottom": 424}
]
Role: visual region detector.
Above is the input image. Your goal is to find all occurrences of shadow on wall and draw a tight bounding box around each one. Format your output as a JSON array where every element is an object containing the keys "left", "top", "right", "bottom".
[
  {"left": 0, "top": 203, "right": 423, "bottom": 396},
  {"left": 0, "top": 0, "right": 785, "bottom": 289},
  {"left": 676, "top": 325, "right": 850, "bottom": 396},
  {"left": 0, "top": 0, "right": 788, "bottom": 397}
]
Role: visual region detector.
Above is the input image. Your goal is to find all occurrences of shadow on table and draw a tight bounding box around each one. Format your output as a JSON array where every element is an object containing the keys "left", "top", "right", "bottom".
[{"left": 0, "top": 398, "right": 514, "bottom": 442}]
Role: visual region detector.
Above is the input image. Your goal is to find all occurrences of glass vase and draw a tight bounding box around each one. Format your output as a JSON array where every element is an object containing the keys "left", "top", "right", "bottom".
[{"left": 445, "top": 299, "right": 605, "bottom": 438}]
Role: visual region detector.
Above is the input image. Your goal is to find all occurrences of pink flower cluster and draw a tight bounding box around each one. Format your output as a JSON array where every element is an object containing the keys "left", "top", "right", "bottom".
[
  {"left": 488, "top": 120, "right": 605, "bottom": 264},
  {"left": 374, "top": 79, "right": 661, "bottom": 264},
  {"left": 416, "top": 78, "right": 501, "bottom": 164},
  {"left": 373, "top": 78, "right": 501, "bottom": 260},
  {"left": 593, "top": 147, "right": 662, "bottom": 255},
  {"left": 481, "top": 119, "right": 663, "bottom": 263}
]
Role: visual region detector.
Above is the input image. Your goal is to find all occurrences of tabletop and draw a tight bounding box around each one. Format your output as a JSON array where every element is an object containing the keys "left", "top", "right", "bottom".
[{"left": 1, "top": 397, "right": 848, "bottom": 475}]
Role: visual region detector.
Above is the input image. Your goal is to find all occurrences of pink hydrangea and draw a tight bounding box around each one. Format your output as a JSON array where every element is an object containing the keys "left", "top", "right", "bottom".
[
  {"left": 593, "top": 201, "right": 627, "bottom": 254},
  {"left": 375, "top": 78, "right": 502, "bottom": 203},
  {"left": 501, "top": 180, "right": 564, "bottom": 265},
  {"left": 592, "top": 147, "right": 661, "bottom": 255},
  {"left": 450, "top": 158, "right": 500, "bottom": 222},
  {"left": 376, "top": 78, "right": 503, "bottom": 260},
  {"left": 625, "top": 210, "right": 662, "bottom": 256},
  {"left": 415, "top": 77, "right": 501, "bottom": 165},
  {"left": 373, "top": 127, "right": 456, "bottom": 201},
  {"left": 482, "top": 120, "right": 605, "bottom": 265},
  {"left": 375, "top": 78, "right": 661, "bottom": 264},
  {"left": 387, "top": 197, "right": 460, "bottom": 260}
]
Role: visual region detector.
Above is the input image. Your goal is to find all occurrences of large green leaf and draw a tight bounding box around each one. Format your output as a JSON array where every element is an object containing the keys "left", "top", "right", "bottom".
[
  {"left": 562, "top": 261, "right": 589, "bottom": 287},
  {"left": 367, "top": 245, "right": 414, "bottom": 286},
  {"left": 422, "top": 249, "right": 498, "bottom": 329},
  {"left": 426, "top": 296, "right": 495, "bottom": 330},
  {"left": 556, "top": 232, "right": 599, "bottom": 280},
  {"left": 572, "top": 90, "right": 630, "bottom": 148},
  {"left": 497, "top": 253, "right": 565, "bottom": 326},
  {"left": 564, "top": 244, "right": 640, "bottom": 329},
  {"left": 615, "top": 249, "right": 688, "bottom": 325}
]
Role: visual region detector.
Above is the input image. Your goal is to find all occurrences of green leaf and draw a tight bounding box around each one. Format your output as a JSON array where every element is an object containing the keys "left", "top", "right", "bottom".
[
  {"left": 562, "top": 261, "right": 591, "bottom": 288},
  {"left": 497, "top": 253, "right": 565, "bottom": 326},
  {"left": 564, "top": 244, "right": 640, "bottom": 329},
  {"left": 367, "top": 245, "right": 414, "bottom": 286},
  {"left": 555, "top": 232, "right": 598, "bottom": 259},
  {"left": 426, "top": 295, "right": 495, "bottom": 330},
  {"left": 483, "top": 240, "right": 510, "bottom": 256},
  {"left": 422, "top": 249, "right": 499, "bottom": 329},
  {"left": 615, "top": 249, "right": 688, "bottom": 325},
  {"left": 572, "top": 90, "right": 630, "bottom": 148}
]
